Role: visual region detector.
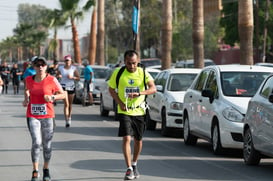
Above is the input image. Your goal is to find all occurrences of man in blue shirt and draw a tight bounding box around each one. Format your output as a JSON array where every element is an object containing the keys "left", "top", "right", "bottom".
[{"left": 83, "top": 61, "right": 94, "bottom": 105}]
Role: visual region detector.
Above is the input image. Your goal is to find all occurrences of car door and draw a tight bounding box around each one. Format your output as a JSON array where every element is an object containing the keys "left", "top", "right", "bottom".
[
  {"left": 199, "top": 70, "right": 218, "bottom": 137},
  {"left": 256, "top": 76, "right": 273, "bottom": 152},
  {"left": 147, "top": 71, "right": 166, "bottom": 122},
  {"left": 186, "top": 69, "right": 210, "bottom": 132}
]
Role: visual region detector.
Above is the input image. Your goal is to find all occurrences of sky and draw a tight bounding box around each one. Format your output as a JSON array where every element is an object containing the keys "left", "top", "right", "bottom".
[{"left": 0, "top": 0, "right": 92, "bottom": 41}]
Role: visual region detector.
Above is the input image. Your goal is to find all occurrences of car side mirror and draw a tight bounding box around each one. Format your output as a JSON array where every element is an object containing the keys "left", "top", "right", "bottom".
[
  {"left": 269, "top": 94, "right": 273, "bottom": 103},
  {"left": 156, "top": 85, "right": 163, "bottom": 92},
  {"left": 202, "top": 89, "right": 214, "bottom": 103}
]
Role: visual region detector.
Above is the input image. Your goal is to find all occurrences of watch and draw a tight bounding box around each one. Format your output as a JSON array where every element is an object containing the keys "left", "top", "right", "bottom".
[{"left": 51, "top": 95, "right": 55, "bottom": 101}]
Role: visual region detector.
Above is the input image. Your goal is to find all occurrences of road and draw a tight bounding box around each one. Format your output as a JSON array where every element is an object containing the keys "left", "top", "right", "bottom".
[{"left": 1, "top": 85, "right": 273, "bottom": 181}]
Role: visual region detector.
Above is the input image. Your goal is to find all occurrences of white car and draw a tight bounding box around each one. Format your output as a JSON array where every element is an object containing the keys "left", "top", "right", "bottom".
[
  {"left": 183, "top": 64, "right": 273, "bottom": 154},
  {"left": 100, "top": 67, "right": 161, "bottom": 120},
  {"left": 243, "top": 74, "right": 273, "bottom": 165},
  {"left": 74, "top": 65, "right": 111, "bottom": 105},
  {"left": 146, "top": 68, "right": 201, "bottom": 136}
]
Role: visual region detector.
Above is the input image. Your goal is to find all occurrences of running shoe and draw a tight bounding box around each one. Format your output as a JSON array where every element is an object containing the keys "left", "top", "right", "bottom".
[
  {"left": 132, "top": 165, "right": 140, "bottom": 179},
  {"left": 124, "top": 168, "right": 134, "bottom": 180},
  {"left": 65, "top": 118, "right": 71, "bottom": 127},
  {"left": 31, "top": 170, "right": 39, "bottom": 181},
  {"left": 43, "top": 169, "right": 51, "bottom": 181}
]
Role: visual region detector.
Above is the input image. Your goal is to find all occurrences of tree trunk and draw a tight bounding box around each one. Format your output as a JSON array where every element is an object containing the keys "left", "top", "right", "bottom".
[
  {"left": 97, "top": 0, "right": 105, "bottom": 65},
  {"left": 262, "top": 0, "right": 270, "bottom": 62},
  {"left": 70, "top": 16, "right": 82, "bottom": 64},
  {"left": 238, "top": 0, "right": 253, "bottom": 65},
  {"left": 89, "top": 7, "right": 97, "bottom": 65},
  {"left": 161, "top": 0, "right": 172, "bottom": 70},
  {"left": 254, "top": 0, "right": 260, "bottom": 62},
  {"left": 192, "top": 0, "right": 204, "bottom": 68}
]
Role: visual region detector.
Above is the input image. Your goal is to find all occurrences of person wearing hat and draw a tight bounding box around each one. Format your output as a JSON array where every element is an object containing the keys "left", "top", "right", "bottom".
[
  {"left": 56, "top": 55, "right": 80, "bottom": 127},
  {"left": 22, "top": 56, "right": 66, "bottom": 181}
]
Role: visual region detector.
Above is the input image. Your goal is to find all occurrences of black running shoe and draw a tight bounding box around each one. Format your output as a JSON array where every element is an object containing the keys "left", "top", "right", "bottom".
[
  {"left": 43, "top": 169, "right": 51, "bottom": 181},
  {"left": 132, "top": 165, "right": 140, "bottom": 179},
  {"left": 31, "top": 170, "right": 39, "bottom": 181},
  {"left": 124, "top": 168, "right": 134, "bottom": 180}
]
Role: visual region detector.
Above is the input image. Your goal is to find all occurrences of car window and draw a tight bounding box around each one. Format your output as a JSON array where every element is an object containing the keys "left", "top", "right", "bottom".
[
  {"left": 167, "top": 73, "right": 198, "bottom": 91},
  {"left": 260, "top": 76, "right": 273, "bottom": 98},
  {"left": 93, "top": 68, "right": 110, "bottom": 79},
  {"left": 154, "top": 72, "right": 164, "bottom": 85},
  {"left": 221, "top": 72, "right": 270, "bottom": 97},
  {"left": 193, "top": 70, "right": 210, "bottom": 91},
  {"left": 205, "top": 71, "right": 218, "bottom": 97}
]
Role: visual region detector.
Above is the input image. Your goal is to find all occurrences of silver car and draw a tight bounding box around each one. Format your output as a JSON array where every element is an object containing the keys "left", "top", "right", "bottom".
[{"left": 243, "top": 74, "right": 273, "bottom": 165}]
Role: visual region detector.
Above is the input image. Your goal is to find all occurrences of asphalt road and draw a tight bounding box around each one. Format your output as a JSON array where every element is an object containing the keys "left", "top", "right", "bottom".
[{"left": 1, "top": 84, "right": 273, "bottom": 181}]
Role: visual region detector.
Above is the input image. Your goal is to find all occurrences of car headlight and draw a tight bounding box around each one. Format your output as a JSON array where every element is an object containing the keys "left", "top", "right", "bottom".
[
  {"left": 222, "top": 107, "right": 244, "bottom": 122},
  {"left": 170, "top": 102, "right": 183, "bottom": 110}
]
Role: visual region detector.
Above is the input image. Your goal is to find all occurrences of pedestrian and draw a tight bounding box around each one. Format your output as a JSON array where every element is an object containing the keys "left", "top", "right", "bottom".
[
  {"left": 108, "top": 50, "right": 157, "bottom": 180},
  {"left": 0, "top": 61, "right": 10, "bottom": 94},
  {"left": 83, "top": 60, "right": 94, "bottom": 105},
  {"left": 0, "top": 76, "right": 3, "bottom": 94},
  {"left": 47, "top": 60, "right": 59, "bottom": 77},
  {"left": 10, "top": 63, "right": 23, "bottom": 94},
  {"left": 22, "top": 56, "right": 38, "bottom": 81},
  {"left": 56, "top": 55, "right": 80, "bottom": 127},
  {"left": 22, "top": 57, "right": 65, "bottom": 181}
]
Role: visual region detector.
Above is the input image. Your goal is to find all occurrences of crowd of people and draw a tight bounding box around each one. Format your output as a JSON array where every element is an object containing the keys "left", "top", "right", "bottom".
[{"left": 1, "top": 50, "right": 157, "bottom": 181}]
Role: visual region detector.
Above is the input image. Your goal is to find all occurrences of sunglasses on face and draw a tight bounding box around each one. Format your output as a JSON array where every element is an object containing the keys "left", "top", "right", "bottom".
[
  {"left": 34, "top": 63, "right": 46, "bottom": 67},
  {"left": 65, "top": 59, "right": 71, "bottom": 61}
]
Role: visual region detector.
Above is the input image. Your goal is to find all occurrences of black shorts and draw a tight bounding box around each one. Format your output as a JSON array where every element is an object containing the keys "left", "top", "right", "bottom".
[
  {"left": 62, "top": 87, "right": 75, "bottom": 94},
  {"left": 118, "top": 114, "right": 145, "bottom": 140}
]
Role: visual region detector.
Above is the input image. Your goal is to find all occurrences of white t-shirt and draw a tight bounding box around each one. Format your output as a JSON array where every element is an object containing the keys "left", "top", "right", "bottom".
[{"left": 58, "top": 65, "right": 77, "bottom": 90}]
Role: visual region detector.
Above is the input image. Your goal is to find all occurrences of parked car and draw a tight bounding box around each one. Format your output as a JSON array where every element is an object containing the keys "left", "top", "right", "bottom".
[
  {"left": 145, "top": 68, "right": 201, "bottom": 136},
  {"left": 255, "top": 62, "right": 273, "bottom": 68},
  {"left": 182, "top": 65, "right": 273, "bottom": 154},
  {"left": 100, "top": 67, "right": 161, "bottom": 120},
  {"left": 74, "top": 65, "right": 111, "bottom": 104},
  {"left": 243, "top": 74, "right": 273, "bottom": 165},
  {"left": 175, "top": 59, "right": 215, "bottom": 68}
]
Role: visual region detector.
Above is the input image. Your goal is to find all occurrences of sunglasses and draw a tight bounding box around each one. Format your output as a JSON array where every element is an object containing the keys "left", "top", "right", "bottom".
[{"left": 34, "top": 63, "right": 46, "bottom": 67}]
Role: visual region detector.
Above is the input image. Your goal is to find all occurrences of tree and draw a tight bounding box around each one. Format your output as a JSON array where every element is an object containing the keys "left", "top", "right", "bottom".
[
  {"left": 48, "top": 9, "right": 67, "bottom": 60},
  {"left": 192, "top": 0, "right": 204, "bottom": 68},
  {"left": 97, "top": 0, "right": 105, "bottom": 65},
  {"left": 88, "top": 5, "right": 97, "bottom": 65},
  {"left": 59, "top": 0, "right": 94, "bottom": 64},
  {"left": 161, "top": 0, "right": 172, "bottom": 70},
  {"left": 238, "top": 0, "right": 253, "bottom": 64}
]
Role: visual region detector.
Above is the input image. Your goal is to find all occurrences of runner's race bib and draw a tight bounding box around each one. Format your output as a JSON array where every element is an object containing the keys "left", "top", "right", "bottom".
[
  {"left": 124, "top": 87, "right": 140, "bottom": 97},
  {"left": 31, "top": 104, "right": 47, "bottom": 115},
  {"left": 62, "top": 84, "right": 75, "bottom": 91}
]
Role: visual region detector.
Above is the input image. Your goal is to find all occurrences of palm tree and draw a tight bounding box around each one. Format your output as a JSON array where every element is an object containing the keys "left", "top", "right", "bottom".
[
  {"left": 59, "top": 0, "right": 94, "bottom": 64},
  {"left": 97, "top": 0, "right": 105, "bottom": 65},
  {"left": 238, "top": 0, "right": 254, "bottom": 65},
  {"left": 88, "top": 4, "right": 97, "bottom": 65},
  {"left": 48, "top": 9, "right": 67, "bottom": 60},
  {"left": 161, "top": 0, "right": 172, "bottom": 70},
  {"left": 192, "top": 0, "right": 204, "bottom": 68}
]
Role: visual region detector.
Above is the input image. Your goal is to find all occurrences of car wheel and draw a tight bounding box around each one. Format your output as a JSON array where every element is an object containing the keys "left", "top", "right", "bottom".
[
  {"left": 183, "top": 116, "right": 197, "bottom": 145},
  {"left": 243, "top": 128, "right": 261, "bottom": 165},
  {"left": 100, "top": 95, "right": 109, "bottom": 117},
  {"left": 145, "top": 110, "right": 156, "bottom": 130},
  {"left": 81, "top": 87, "right": 87, "bottom": 106},
  {"left": 212, "top": 123, "right": 223, "bottom": 155},
  {"left": 161, "top": 108, "right": 170, "bottom": 136}
]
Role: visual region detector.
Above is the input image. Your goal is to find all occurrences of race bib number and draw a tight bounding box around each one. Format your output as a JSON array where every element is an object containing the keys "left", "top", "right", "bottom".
[
  {"left": 61, "top": 84, "right": 75, "bottom": 91},
  {"left": 124, "top": 87, "right": 140, "bottom": 97},
  {"left": 31, "top": 104, "right": 47, "bottom": 115}
]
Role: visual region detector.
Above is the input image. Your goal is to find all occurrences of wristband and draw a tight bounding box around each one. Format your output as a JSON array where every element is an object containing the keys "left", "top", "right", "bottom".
[{"left": 51, "top": 95, "right": 55, "bottom": 101}]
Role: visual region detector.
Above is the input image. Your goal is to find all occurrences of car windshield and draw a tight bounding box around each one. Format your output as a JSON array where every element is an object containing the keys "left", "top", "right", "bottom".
[
  {"left": 141, "top": 59, "right": 161, "bottom": 67},
  {"left": 168, "top": 73, "right": 197, "bottom": 91},
  {"left": 221, "top": 72, "right": 270, "bottom": 97}
]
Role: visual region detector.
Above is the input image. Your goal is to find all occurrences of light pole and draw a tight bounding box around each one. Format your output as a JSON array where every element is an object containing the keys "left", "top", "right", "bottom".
[{"left": 132, "top": 0, "right": 140, "bottom": 50}]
